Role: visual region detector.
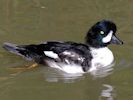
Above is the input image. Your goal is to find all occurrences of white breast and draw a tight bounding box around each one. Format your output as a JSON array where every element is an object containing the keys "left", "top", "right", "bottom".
[{"left": 89, "top": 47, "right": 114, "bottom": 72}]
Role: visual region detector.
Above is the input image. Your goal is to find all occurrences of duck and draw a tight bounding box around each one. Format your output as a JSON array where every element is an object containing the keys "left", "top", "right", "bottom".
[{"left": 3, "top": 20, "right": 123, "bottom": 74}]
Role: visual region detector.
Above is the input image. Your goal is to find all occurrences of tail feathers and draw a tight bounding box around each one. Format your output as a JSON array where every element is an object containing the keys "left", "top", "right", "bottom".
[{"left": 3, "top": 42, "right": 33, "bottom": 61}]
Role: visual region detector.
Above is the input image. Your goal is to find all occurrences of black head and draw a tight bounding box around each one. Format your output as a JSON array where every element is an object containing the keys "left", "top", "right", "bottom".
[{"left": 86, "top": 20, "right": 123, "bottom": 48}]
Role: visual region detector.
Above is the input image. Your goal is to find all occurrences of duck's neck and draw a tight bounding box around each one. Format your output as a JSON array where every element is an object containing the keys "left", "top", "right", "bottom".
[{"left": 85, "top": 36, "right": 108, "bottom": 48}]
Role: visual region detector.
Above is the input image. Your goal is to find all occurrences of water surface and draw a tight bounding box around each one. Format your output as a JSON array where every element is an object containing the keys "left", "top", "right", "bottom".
[{"left": 0, "top": 0, "right": 133, "bottom": 100}]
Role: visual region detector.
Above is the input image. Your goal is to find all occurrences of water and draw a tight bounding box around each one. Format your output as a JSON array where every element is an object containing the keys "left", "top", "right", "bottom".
[{"left": 0, "top": 0, "right": 133, "bottom": 100}]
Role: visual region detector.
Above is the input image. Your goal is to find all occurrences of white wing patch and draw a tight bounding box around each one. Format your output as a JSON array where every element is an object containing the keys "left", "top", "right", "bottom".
[
  {"left": 62, "top": 51, "right": 84, "bottom": 62},
  {"left": 44, "top": 51, "right": 59, "bottom": 59},
  {"left": 102, "top": 30, "right": 113, "bottom": 43},
  {"left": 63, "top": 51, "right": 71, "bottom": 55}
]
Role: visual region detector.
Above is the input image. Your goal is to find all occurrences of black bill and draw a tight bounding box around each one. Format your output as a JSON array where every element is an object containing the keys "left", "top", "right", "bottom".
[{"left": 110, "top": 35, "right": 123, "bottom": 45}]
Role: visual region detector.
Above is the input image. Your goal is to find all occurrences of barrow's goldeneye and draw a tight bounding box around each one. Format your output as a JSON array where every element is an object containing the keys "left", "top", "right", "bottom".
[{"left": 3, "top": 20, "right": 123, "bottom": 74}]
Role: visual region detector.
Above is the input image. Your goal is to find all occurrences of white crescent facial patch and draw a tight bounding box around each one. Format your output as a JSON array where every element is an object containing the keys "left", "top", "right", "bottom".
[{"left": 102, "top": 30, "right": 113, "bottom": 43}]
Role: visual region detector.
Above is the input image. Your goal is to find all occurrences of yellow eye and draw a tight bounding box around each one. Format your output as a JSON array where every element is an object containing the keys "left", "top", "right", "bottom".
[{"left": 100, "top": 31, "right": 104, "bottom": 34}]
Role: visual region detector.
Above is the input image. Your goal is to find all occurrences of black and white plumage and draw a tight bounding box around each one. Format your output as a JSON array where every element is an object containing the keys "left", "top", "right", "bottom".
[
  {"left": 3, "top": 42, "right": 92, "bottom": 72},
  {"left": 3, "top": 20, "right": 123, "bottom": 73}
]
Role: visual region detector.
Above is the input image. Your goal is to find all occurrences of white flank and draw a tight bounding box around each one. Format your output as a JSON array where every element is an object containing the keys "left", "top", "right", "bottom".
[
  {"left": 45, "top": 60, "right": 84, "bottom": 74},
  {"left": 44, "top": 51, "right": 59, "bottom": 59},
  {"left": 102, "top": 30, "right": 113, "bottom": 43}
]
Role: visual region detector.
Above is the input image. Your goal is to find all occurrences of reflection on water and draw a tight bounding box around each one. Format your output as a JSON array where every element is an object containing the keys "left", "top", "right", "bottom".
[
  {"left": 43, "top": 64, "right": 114, "bottom": 83},
  {"left": 100, "top": 84, "right": 114, "bottom": 100},
  {"left": 0, "top": 63, "right": 114, "bottom": 83},
  {"left": 43, "top": 67, "right": 84, "bottom": 83},
  {"left": 90, "top": 63, "right": 114, "bottom": 78}
]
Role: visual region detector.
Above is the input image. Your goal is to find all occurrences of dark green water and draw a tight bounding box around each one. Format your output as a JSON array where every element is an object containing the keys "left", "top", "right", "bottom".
[{"left": 0, "top": 0, "right": 133, "bottom": 100}]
